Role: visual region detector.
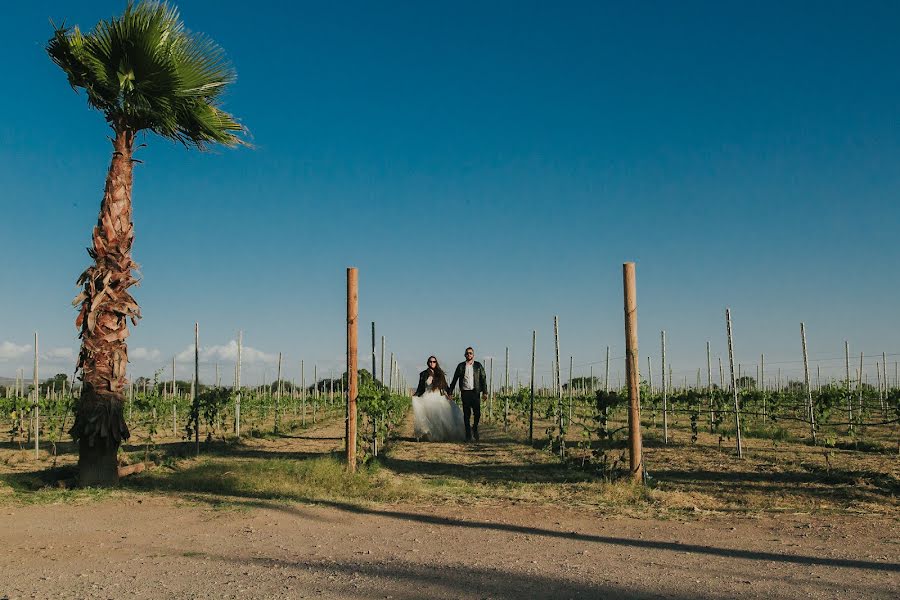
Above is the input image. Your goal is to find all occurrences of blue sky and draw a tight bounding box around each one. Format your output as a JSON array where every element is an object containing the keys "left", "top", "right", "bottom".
[{"left": 1, "top": 1, "right": 899, "bottom": 388}]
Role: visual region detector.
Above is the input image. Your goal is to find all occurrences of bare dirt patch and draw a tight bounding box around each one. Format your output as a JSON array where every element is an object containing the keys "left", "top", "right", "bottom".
[
  {"left": 0, "top": 410, "right": 898, "bottom": 598},
  {"left": 0, "top": 496, "right": 897, "bottom": 599}
]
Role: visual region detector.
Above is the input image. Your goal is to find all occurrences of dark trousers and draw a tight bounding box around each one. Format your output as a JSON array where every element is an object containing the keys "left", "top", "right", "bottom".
[{"left": 461, "top": 390, "right": 481, "bottom": 436}]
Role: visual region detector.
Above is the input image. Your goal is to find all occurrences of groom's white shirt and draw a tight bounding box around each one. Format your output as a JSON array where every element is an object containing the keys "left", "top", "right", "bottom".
[{"left": 462, "top": 362, "right": 474, "bottom": 390}]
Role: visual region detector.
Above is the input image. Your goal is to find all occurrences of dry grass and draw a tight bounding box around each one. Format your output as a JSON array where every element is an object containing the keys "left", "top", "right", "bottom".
[{"left": 0, "top": 406, "right": 896, "bottom": 519}]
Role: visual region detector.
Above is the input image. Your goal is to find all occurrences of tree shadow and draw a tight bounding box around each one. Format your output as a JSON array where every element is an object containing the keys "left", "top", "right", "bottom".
[
  {"left": 142, "top": 440, "right": 331, "bottom": 462},
  {"left": 118, "top": 465, "right": 900, "bottom": 575},
  {"left": 382, "top": 455, "right": 596, "bottom": 485},
  {"left": 156, "top": 549, "right": 706, "bottom": 599},
  {"left": 652, "top": 466, "right": 899, "bottom": 504}
]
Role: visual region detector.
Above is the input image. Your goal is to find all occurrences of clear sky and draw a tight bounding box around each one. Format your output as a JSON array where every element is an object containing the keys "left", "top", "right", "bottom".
[{"left": 1, "top": 1, "right": 899, "bottom": 388}]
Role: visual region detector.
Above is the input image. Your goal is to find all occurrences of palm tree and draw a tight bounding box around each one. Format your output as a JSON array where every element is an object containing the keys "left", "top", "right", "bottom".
[{"left": 47, "top": 1, "right": 245, "bottom": 485}]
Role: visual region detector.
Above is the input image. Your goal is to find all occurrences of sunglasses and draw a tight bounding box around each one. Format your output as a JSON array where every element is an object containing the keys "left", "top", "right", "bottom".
[{"left": 428, "top": 360, "right": 437, "bottom": 364}]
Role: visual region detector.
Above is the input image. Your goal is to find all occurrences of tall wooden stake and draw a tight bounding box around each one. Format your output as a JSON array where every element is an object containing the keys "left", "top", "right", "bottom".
[
  {"left": 505, "top": 347, "right": 510, "bottom": 430},
  {"left": 800, "top": 322, "right": 816, "bottom": 444},
  {"left": 567, "top": 355, "right": 573, "bottom": 427},
  {"left": 301, "top": 359, "right": 306, "bottom": 425},
  {"left": 858, "top": 351, "right": 864, "bottom": 419},
  {"left": 725, "top": 308, "right": 742, "bottom": 458},
  {"left": 235, "top": 330, "right": 242, "bottom": 437},
  {"left": 706, "top": 341, "right": 713, "bottom": 430},
  {"left": 623, "top": 263, "right": 643, "bottom": 482},
  {"left": 33, "top": 332, "right": 39, "bottom": 459},
  {"left": 553, "top": 315, "right": 564, "bottom": 457},
  {"left": 193, "top": 322, "right": 200, "bottom": 456},
  {"left": 661, "top": 330, "right": 668, "bottom": 444},
  {"left": 529, "top": 330, "right": 536, "bottom": 444},
  {"left": 346, "top": 267, "right": 358, "bottom": 472},
  {"left": 845, "top": 341, "right": 852, "bottom": 431},
  {"left": 371, "top": 322, "right": 376, "bottom": 381},
  {"left": 761, "top": 353, "right": 766, "bottom": 419},
  {"left": 275, "top": 351, "right": 282, "bottom": 434}
]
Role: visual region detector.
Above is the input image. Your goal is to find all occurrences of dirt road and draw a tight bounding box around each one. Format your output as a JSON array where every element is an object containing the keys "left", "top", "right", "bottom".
[{"left": 1, "top": 496, "right": 897, "bottom": 599}]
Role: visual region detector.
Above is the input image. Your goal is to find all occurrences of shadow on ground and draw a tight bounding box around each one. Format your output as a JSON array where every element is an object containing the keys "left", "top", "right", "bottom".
[{"left": 113, "top": 461, "right": 900, "bottom": 575}]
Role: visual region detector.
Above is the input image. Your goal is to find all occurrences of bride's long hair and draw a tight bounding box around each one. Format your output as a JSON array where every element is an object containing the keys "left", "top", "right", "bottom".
[{"left": 427, "top": 356, "right": 449, "bottom": 391}]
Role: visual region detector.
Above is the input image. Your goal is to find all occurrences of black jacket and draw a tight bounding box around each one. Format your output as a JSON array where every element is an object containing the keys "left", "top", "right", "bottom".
[
  {"left": 448, "top": 361, "right": 487, "bottom": 395},
  {"left": 414, "top": 369, "right": 451, "bottom": 397}
]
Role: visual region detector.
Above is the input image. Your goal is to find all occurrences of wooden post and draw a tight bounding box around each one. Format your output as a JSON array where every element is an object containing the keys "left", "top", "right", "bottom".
[
  {"left": 33, "top": 332, "right": 39, "bottom": 459},
  {"left": 369, "top": 322, "right": 375, "bottom": 382},
  {"left": 505, "top": 347, "right": 510, "bottom": 392},
  {"left": 553, "top": 315, "right": 564, "bottom": 457},
  {"left": 172, "top": 388, "right": 177, "bottom": 437},
  {"left": 725, "top": 308, "right": 742, "bottom": 458},
  {"left": 529, "top": 330, "right": 536, "bottom": 444},
  {"left": 800, "top": 322, "right": 816, "bottom": 444},
  {"left": 567, "top": 355, "right": 574, "bottom": 427},
  {"left": 761, "top": 353, "right": 766, "bottom": 420},
  {"left": 661, "top": 330, "right": 668, "bottom": 444},
  {"left": 171, "top": 356, "right": 178, "bottom": 437},
  {"left": 505, "top": 347, "right": 510, "bottom": 430},
  {"left": 346, "top": 268, "right": 358, "bottom": 472},
  {"left": 647, "top": 356, "right": 652, "bottom": 393},
  {"left": 706, "top": 341, "right": 713, "bottom": 430},
  {"left": 858, "top": 352, "right": 864, "bottom": 419},
  {"left": 845, "top": 341, "right": 852, "bottom": 431},
  {"left": 623, "top": 263, "right": 643, "bottom": 482},
  {"left": 275, "top": 351, "right": 282, "bottom": 434},
  {"left": 193, "top": 322, "right": 200, "bottom": 456},
  {"left": 235, "top": 330, "right": 242, "bottom": 437}
]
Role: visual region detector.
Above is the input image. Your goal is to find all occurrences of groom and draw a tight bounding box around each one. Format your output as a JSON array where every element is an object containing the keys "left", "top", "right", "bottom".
[{"left": 448, "top": 346, "right": 488, "bottom": 441}]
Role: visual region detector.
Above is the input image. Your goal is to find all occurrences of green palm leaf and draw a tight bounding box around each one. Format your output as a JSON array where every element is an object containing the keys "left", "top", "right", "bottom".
[{"left": 47, "top": 1, "right": 245, "bottom": 148}]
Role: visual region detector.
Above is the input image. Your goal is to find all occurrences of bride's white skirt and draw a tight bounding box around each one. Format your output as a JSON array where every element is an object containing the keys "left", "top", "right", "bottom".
[{"left": 412, "top": 390, "right": 466, "bottom": 442}]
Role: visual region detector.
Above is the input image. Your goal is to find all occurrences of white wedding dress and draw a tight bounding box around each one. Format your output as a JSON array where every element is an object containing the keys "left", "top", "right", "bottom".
[{"left": 413, "top": 389, "right": 466, "bottom": 442}]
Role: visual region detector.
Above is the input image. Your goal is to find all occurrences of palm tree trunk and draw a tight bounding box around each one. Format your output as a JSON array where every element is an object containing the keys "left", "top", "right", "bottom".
[{"left": 70, "top": 126, "right": 141, "bottom": 486}]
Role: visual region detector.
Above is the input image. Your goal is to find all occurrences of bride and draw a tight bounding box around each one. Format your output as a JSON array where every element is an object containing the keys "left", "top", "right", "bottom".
[{"left": 412, "top": 356, "right": 465, "bottom": 442}]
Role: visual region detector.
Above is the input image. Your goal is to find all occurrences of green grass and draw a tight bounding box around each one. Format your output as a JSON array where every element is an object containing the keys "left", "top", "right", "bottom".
[
  {"left": 718, "top": 422, "right": 796, "bottom": 442},
  {"left": 125, "top": 455, "right": 415, "bottom": 506},
  {"left": 0, "top": 466, "right": 119, "bottom": 505}
]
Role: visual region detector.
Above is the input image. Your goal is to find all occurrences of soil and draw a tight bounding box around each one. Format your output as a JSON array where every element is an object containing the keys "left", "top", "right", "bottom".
[
  {"left": 0, "top": 496, "right": 897, "bottom": 599},
  {"left": 0, "top": 412, "right": 897, "bottom": 599}
]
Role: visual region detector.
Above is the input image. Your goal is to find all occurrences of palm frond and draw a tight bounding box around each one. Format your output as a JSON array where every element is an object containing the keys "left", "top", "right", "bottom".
[{"left": 47, "top": 1, "right": 245, "bottom": 147}]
